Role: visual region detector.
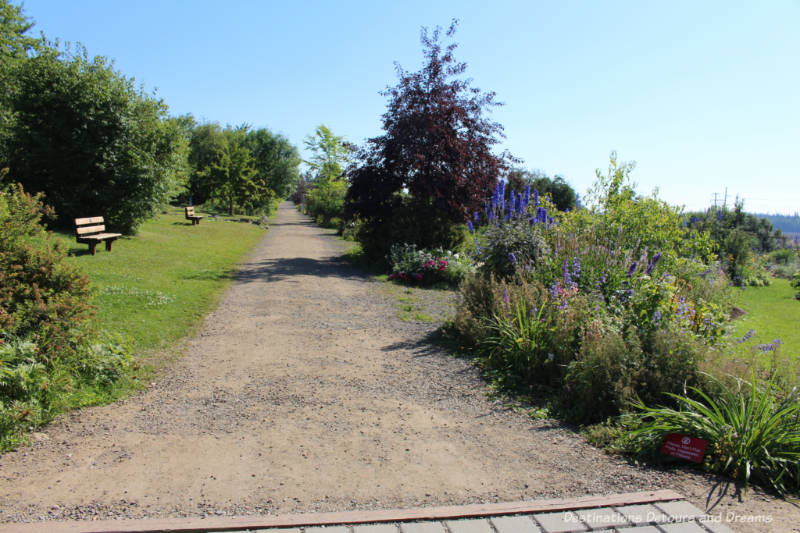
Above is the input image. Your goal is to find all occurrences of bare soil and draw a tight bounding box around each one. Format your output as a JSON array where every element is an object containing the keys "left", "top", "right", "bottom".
[{"left": 0, "top": 203, "right": 797, "bottom": 531}]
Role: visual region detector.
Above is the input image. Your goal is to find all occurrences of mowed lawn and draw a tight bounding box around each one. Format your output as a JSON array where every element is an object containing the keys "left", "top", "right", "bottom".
[
  {"left": 54, "top": 207, "right": 265, "bottom": 362},
  {"left": 731, "top": 277, "right": 799, "bottom": 360}
]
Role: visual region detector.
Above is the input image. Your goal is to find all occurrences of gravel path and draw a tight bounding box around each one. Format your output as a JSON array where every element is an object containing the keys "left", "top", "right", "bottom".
[{"left": 0, "top": 203, "right": 796, "bottom": 531}]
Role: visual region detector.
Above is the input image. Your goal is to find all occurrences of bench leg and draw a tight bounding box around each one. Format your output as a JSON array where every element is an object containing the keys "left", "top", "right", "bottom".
[
  {"left": 88, "top": 242, "right": 97, "bottom": 256},
  {"left": 105, "top": 240, "right": 114, "bottom": 252}
]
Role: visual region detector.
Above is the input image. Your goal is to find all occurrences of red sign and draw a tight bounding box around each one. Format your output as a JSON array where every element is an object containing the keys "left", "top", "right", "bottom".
[{"left": 660, "top": 433, "right": 708, "bottom": 463}]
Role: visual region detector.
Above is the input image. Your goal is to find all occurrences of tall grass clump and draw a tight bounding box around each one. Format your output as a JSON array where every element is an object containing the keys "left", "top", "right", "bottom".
[{"left": 627, "top": 373, "right": 800, "bottom": 496}]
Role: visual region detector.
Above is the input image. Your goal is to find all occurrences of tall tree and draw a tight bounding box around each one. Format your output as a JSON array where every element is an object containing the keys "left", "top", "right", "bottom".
[
  {"left": 245, "top": 128, "right": 301, "bottom": 199},
  {"left": 303, "top": 124, "right": 353, "bottom": 183},
  {"left": 0, "top": 0, "right": 42, "bottom": 166},
  {"left": 5, "top": 46, "right": 184, "bottom": 233},
  {"left": 188, "top": 122, "right": 227, "bottom": 204},
  {"left": 346, "top": 21, "right": 508, "bottom": 259},
  {"left": 199, "top": 127, "right": 260, "bottom": 216},
  {"left": 508, "top": 168, "right": 577, "bottom": 211}
]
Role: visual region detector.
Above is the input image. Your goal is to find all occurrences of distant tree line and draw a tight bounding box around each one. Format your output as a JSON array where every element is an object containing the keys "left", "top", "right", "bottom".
[
  {"left": 0, "top": 0, "right": 300, "bottom": 233},
  {"left": 753, "top": 213, "right": 800, "bottom": 236}
]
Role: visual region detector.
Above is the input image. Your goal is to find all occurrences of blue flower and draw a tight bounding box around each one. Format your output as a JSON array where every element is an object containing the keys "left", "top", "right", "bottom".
[
  {"left": 509, "top": 252, "right": 518, "bottom": 265},
  {"left": 646, "top": 252, "right": 662, "bottom": 276},
  {"left": 467, "top": 220, "right": 474, "bottom": 234},
  {"left": 627, "top": 261, "right": 638, "bottom": 278}
]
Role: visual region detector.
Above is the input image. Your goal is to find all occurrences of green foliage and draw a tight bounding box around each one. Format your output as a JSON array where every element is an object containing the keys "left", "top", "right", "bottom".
[
  {"left": 388, "top": 243, "right": 473, "bottom": 286},
  {"left": 508, "top": 169, "right": 576, "bottom": 211},
  {"left": 0, "top": 184, "right": 137, "bottom": 449},
  {"left": 245, "top": 128, "right": 301, "bottom": 200},
  {"left": 628, "top": 373, "right": 800, "bottom": 496},
  {"left": 305, "top": 179, "right": 347, "bottom": 229},
  {"left": 303, "top": 124, "right": 352, "bottom": 184},
  {"left": 187, "top": 123, "right": 297, "bottom": 215},
  {"left": 301, "top": 125, "right": 353, "bottom": 228},
  {"left": 455, "top": 154, "right": 731, "bottom": 424},
  {"left": 0, "top": 184, "right": 93, "bottom": 364},
  {"left": 0, "top": 0, "right": 43, "bottom": 164},
  {"left": 5, "top": 46, "right": 185, "bottom": 233}
]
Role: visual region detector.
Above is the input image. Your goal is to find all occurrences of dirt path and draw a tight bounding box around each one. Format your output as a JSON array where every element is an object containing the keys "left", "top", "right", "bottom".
[{"left": 0, "top": 203, "right": 796, "bottom": 530}]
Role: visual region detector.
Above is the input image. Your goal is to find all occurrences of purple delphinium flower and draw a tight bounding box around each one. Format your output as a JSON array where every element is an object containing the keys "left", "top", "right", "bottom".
[
  {"left": 563, "top": 259, "right": 572, "bottom": 287},
  {"left": 690, "top": 216, "right": 697, "bottom": 224},
  {"left": 474, "top": 211, "right": 480, "bottom": 222},
  {"left": 467, "top": 220, "right": 474, "bottom": 234},
  {"left": 533, "top": 189, "right": 539, "bottom": 208},
  {"left": 737, "top": 329, "right": 755, "bottom": 344},
  {"left": 537, "top": 207, "right": 547, "bottom": 224},
  {"left": 516, "top": 193, "right": 523, "bottom": 214},
  {"left": 646, "top": 252, "right": 662, "bottom": 276},
  {"left": 572, "top": 257, "right": 581, "bottom": 280},
  {"left": 627, "top": 261, "right": 638, "bottom": 278},
  {"left": 716, "top": 209, "right": 723, "bottom": 222},
  {"left": 509, "top": 252, "right": 518, "bottom": 265},
  {"left": 524, "top": 185, "right": 530, "bottom": 206},
  {"left": 509, "top": 192, "right": 516, "bottom": 214}
]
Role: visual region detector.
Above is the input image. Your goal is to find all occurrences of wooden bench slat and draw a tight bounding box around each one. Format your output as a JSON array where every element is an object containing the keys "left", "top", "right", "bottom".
[
  {"left": 75, "top": 216, "right": 104, "bottom": 225},
  {"left": 76, "top": 225, "right": 106, "bottom": 235}
]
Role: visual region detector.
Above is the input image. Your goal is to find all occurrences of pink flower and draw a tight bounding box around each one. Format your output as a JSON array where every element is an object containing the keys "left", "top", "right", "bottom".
[{"left": 415, "top": 273, "right": 423, "bottom": 280}]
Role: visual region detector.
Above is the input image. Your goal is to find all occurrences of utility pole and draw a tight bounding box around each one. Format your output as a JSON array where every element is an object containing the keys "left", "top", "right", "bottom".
[{"left": 712, "top": 192, "right": 720, "bottom": 208}]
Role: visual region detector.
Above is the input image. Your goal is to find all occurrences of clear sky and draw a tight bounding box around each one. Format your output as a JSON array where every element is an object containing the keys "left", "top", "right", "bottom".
[{"left": 19, "top": 0, "right": 800, "bottom": 214}]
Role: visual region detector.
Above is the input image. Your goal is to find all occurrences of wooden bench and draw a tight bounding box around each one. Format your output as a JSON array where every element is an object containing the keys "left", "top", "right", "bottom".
[
  {"left": 185, "top": 206, "right": 204, "bottom": 225},
  {"left": 75, "top": 216, "right": 122, "bottom": 255}
]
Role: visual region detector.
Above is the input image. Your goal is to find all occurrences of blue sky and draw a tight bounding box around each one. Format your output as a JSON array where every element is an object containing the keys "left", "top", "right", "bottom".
[{"left": 20, "top": 0, "right": 800, "bottom": 214}]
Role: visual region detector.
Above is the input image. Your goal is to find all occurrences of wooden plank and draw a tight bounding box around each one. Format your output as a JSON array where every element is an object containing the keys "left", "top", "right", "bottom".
[
  {"left": 74, "top": 216, "right": 104, "bottom": 225},
  {"left": 0, "top": 490, "right": 685, "bottom": 533},
  {"left": 76, "top": 225, "right": 105, "bottom": 235}
]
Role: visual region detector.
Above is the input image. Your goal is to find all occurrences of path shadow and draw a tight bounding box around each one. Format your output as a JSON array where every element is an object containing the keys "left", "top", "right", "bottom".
[{"left": 236, "top": 254, "right": 371, "bottom": 283}]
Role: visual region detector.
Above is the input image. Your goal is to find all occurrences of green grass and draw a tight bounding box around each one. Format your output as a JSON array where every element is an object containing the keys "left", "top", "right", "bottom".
[
  {"left": 731, "top": 278, "right": 799, "bottom": 359},
  {"left": 54, "top": 206, "right": 266, "bottom": 365}
]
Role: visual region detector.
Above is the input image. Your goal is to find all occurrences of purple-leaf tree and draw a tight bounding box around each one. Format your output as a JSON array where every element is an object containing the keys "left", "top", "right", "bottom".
[{"left": 346, "top": 20, "right": 510, "bottom": 260}]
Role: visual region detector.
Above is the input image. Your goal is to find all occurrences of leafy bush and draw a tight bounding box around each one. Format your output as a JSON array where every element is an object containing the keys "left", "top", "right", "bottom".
[
  {"left": 455, "top": 159, "right": 730, "bottom": 423},
  {"left": 627, "top": 373, "right": 800, "bottom": 496},
  {"left": 6, "top": 47, "right": 186, "bottom": 234},
  {"left": 388, "top": 243, "right": 472, "bottom": 286},
  {"left": 0, "top": 184, "right": 93, "bottom": 364},
  {"left": 305, "top": 179, "right": 347, "bottom": 229},
  {"left": 0, "top": 184, "right": 133, "bottom": 449}
]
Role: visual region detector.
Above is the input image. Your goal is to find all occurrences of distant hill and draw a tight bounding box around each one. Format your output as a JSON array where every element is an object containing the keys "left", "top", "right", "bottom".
[{"left": 752, "top": 213, "right": 800, "bottom": 235}]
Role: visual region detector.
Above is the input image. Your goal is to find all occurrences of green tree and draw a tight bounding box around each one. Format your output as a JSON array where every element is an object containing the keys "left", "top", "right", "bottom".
[
  {"left": 187, "top": 122, "right": 227, "bottom": 205},
  {"left": 304, "top": 124, "right": 353, "bottom": 183},
  {"left": 508, "top": 168, "right": 577, "bottom": 211},
  {"left": 245, "top": 128, "right": 301, "bottom": 199},
  {"left": 200, "top": 127, "right": 261, "bottom": 216},
  {"left": 0, "top": 0, "right": 42, "bottom": 165},
  {"left": 5, "top": 47, "right": 185, "bottom": 233}
]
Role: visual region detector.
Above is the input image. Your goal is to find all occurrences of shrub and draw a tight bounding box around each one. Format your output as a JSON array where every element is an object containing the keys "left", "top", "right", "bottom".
[
  {"left": 455, "top": 164, "right": 731, "bottom": 423},
  {"left": 6, "top": 48, "right": 186, "bottom": 234},
  {"left": 628, "top": 373, "right": 800, "bottom": 496},
  {"left": 0, "top": 184, "right": 134, "bottom": 449},
  {"left": 388, "top": 243, "right": 473, "bottom": 286},
  {"left": 0, "top": 184, "right": 93, "bottom": 365}
]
